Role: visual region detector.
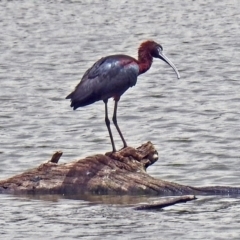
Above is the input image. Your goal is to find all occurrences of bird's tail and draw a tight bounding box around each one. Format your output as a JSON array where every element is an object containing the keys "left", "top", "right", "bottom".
[
  {"left": 66, "top": 91, "right": 98, "bottom": 110},
  {"left": 65, "top": 92, "right": 73, "bottom": 100}
]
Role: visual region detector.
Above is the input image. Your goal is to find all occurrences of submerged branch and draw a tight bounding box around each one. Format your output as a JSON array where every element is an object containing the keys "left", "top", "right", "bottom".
[{"left": 134, "top": 195, "right": 197, "bottom": 210}]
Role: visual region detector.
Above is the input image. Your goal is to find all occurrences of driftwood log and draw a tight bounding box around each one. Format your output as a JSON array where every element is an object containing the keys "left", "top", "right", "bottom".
[{"left": 1, "top": 142, "right": 240, "bottom": 209}]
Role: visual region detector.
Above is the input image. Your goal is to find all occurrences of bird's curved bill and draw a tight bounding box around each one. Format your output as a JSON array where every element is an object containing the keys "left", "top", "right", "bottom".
[{"left": 158, "top": 49, "right": 180, "bottom": 79}]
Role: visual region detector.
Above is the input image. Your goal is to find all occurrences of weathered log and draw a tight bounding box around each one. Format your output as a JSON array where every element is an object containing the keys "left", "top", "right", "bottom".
[{"left": 0, "top": 142, "right": 240, "bottom": 198}]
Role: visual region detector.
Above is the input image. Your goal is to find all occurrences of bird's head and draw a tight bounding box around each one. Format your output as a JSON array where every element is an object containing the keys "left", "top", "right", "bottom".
[{"left": 139, "top": 40, "right": 180, "bottom": 79}]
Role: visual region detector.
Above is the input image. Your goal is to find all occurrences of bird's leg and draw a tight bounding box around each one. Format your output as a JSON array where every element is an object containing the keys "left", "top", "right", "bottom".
[
  {"left": 104, "top": 100, "right": 116, "bottom": 152},
  {"left": 112, "top": 99, "right": 127, "bottom": 148}
]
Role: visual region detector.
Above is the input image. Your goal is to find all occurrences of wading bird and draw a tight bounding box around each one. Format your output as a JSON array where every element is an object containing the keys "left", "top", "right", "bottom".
[{"left": 66, "top": 40, "right": 180, "bottom": 152}]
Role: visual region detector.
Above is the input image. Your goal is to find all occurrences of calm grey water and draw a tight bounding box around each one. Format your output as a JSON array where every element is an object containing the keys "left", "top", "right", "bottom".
[{"left": 0, "top": 0, "right": 240, "bottom": 239}]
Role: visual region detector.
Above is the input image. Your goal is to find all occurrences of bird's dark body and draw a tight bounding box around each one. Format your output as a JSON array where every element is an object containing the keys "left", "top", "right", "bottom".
[
  {"left": 66, "top": 40, "right": 180, "bottom": 152},
  {"left": 66, "top": 54, "right": 139, "bottom": 110}
]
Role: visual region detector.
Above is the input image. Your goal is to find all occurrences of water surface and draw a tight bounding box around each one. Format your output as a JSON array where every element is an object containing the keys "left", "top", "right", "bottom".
[{"left": 0, "top": 0, "right": 240, "bottom": 239}]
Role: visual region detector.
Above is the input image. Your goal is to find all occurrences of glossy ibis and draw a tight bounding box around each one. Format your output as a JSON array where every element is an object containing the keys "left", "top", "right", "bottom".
[{"left": 66, "top": 40, "right": 180, "bottom": 152}]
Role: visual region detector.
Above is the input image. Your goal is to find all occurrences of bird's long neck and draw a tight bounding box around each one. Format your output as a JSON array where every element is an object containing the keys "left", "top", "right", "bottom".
[{"left": 137, "top": 47, "right": 153, "bottom": 75}]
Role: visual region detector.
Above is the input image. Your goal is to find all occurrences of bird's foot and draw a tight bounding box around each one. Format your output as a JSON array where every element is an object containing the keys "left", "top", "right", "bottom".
[
  {"left": 105, "top": 145, "right": 144, "bottom": 162},
  {"left": 119, "top": 144, "right": 127, "bottom": 151},
  {"left": 105, "top": 150, "right": 124, "bottom": 162},
  {"left": 105, "top": 142, "right": 159, "bottom": 170}
]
